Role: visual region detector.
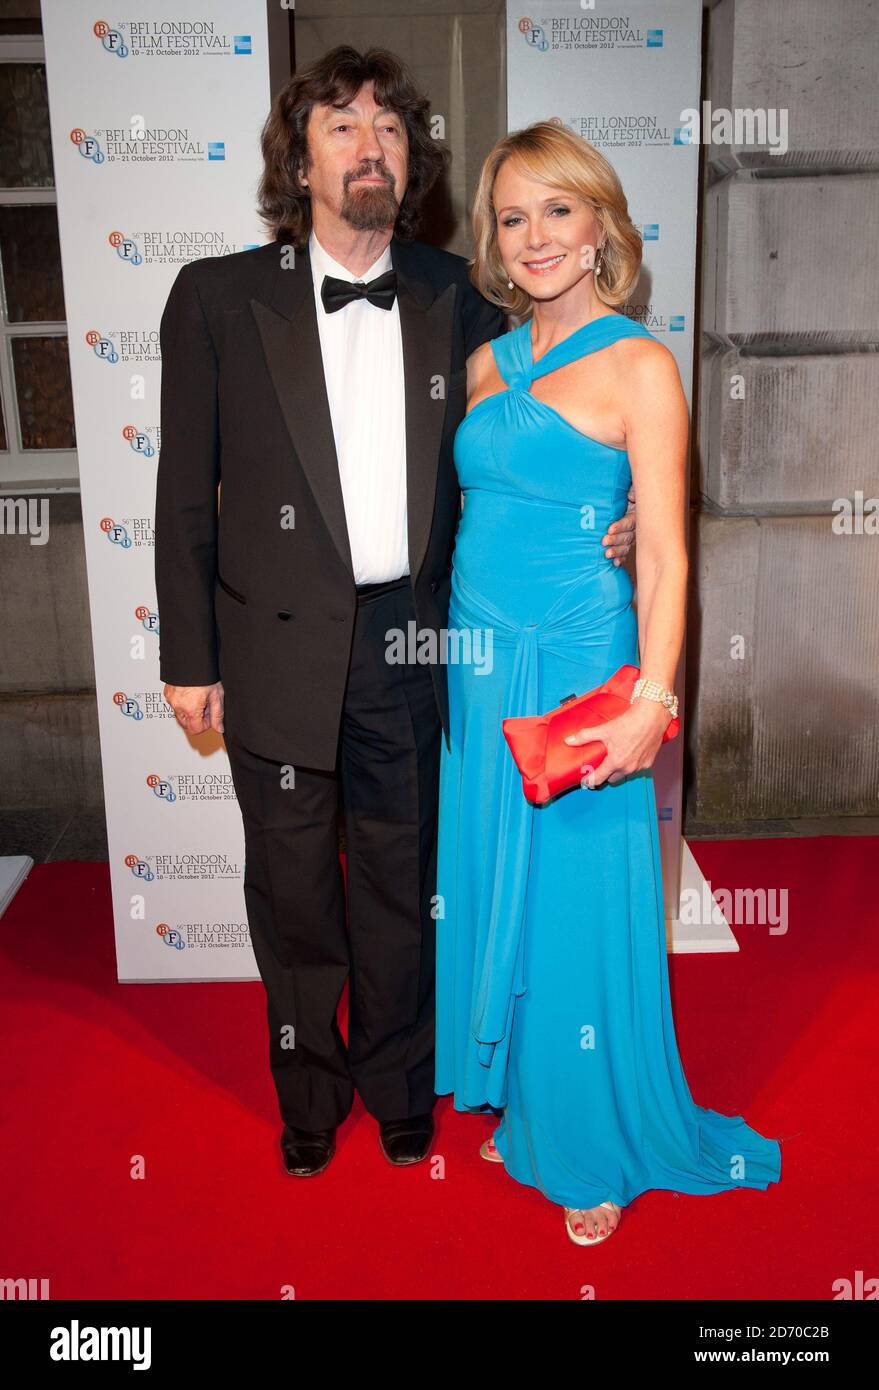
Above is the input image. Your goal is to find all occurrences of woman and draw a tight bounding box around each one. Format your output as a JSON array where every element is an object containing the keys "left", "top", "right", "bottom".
[{"left": 434, "top": 122, "right": 782, "bottom": 1245}]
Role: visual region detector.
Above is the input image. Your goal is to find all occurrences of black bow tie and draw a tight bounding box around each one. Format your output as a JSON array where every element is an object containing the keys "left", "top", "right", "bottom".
[{"left": 321, "top": 269, "right": 397, "bottom": 314}]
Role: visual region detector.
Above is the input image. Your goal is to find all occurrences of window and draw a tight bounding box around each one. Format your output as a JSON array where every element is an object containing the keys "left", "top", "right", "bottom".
[{"left": 0, "top": 31, "right": 76, "bottom": 492}]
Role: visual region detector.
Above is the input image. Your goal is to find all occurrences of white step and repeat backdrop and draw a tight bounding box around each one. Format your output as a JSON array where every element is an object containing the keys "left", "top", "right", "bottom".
[
  {"left": 41, "top": 0, "right": 290, "bottom": 980},
  {"left": 507, "top": 0, "right": 702, "bottom": 917}
]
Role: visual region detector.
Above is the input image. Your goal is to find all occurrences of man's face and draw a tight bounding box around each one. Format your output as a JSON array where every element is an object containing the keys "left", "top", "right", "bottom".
[{"left": 301, "top": 80, "right": 409, "bottom": 233}]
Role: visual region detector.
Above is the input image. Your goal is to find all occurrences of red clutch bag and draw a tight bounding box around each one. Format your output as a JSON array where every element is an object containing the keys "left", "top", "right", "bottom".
[{"left": 502, "top": 664, "right": 680, "bottom": 806}]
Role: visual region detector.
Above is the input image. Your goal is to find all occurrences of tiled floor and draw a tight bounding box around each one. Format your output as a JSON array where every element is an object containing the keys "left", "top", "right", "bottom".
[{"left": 1, "top": 803, "right": 877, "bottom": 865}]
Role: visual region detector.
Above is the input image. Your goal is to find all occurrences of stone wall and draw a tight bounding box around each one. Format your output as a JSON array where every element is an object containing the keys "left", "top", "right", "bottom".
[
  {"left": 0, "top": 493, "right": 103, "bottom": 807},
  {"left": 687, "top": 0, "right": 879, "bottom": 825}
]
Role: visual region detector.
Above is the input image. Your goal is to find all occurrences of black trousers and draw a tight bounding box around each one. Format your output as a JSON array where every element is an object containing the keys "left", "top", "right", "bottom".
[{"left": 224, "top": 577, "right": 441, "bottom": 1130}]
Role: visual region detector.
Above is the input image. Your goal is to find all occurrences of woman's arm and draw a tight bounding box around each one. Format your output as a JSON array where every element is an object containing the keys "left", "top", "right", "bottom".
[
  {"left": 564, "top": 340, "right": 689, "bottom": 787},
  {"left": 626, "top": 340, "right": 690, "bottom": 692}
]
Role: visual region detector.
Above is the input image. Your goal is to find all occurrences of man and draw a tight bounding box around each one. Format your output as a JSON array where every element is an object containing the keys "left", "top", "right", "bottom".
[{"left": 155, "top": 46, "right": 635, "bottom": 1177}]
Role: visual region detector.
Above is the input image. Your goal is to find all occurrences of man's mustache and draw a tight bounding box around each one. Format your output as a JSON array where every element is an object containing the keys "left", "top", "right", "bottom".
[{"left": 344, "top": 163, "right": 395, "bottom": 189}]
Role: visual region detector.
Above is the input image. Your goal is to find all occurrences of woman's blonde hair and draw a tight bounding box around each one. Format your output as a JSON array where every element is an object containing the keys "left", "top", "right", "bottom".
[{"left": 471, "top": 121, "right": 642, "bottom": 319}]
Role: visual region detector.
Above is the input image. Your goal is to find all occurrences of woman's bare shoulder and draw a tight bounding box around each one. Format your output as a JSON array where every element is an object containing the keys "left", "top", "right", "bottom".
[
  {"left": 466, "top": 337, "right": 500, "bottom": 394},
  {"left": 614, "top": 332, "right": 689, "bottom": 433},
  {"left": 466, "top": 337, "right": 496, "bottom": 371},
  {"left": 613, "top": 332, "right": 679, "bottom": 380}
]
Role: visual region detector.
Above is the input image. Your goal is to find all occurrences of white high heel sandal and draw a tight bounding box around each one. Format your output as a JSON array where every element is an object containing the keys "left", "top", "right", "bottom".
[
  {"left": 481, "top": 1136, "right": 621, "bottom": 1244},
  {"left": 564, "top": 1202, "right": 622, "bottom": 1246}
]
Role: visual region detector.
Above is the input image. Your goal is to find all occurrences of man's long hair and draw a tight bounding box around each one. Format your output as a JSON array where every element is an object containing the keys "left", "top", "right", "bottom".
[{"left": 257, "top": 45, "right": 448, "bottom": 248}]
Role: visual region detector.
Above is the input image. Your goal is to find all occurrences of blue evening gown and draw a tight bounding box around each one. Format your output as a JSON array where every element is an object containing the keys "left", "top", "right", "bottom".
[{"left": 434, "top": 311, "right": 782, "bottom": 1211}]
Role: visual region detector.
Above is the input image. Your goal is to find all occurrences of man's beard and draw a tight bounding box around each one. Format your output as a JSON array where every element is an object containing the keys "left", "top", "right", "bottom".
[{"left": 340, "top": 165, "right": 400, "bottom": 231}]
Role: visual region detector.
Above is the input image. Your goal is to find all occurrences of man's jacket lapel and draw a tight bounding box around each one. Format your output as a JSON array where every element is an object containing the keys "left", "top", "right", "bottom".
[{"left": 249, "top": 236, "right": 456, "bottom": 587}]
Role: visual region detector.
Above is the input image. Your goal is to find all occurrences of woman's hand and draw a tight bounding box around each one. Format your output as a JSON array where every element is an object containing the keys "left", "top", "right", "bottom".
[{"left": 564, "top": 699, "right": 671, "bottom": 788}]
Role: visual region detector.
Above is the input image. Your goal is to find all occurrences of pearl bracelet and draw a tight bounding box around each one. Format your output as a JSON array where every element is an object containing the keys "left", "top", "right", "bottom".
[{"left": 630, "top": 677, "right": 679, "bottom": 720}]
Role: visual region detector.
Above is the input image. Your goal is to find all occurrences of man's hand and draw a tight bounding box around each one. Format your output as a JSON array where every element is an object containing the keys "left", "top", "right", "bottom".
[
  {"left": 163, "top": 681, "right": 225, "bottom": 735},
  {"left": 601, "top": 484, "right": 636, "bottom": 565}
]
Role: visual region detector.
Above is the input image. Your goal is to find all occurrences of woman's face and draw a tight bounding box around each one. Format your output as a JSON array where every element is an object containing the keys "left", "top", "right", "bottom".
[{"left": 493, "top": 158, "right": 604, "bottom": 304}]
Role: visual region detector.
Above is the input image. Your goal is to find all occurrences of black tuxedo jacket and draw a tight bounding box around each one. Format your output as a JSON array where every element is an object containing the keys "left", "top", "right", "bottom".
[{"left": 154, "top": 236, "right": 505, "bottom": 769}]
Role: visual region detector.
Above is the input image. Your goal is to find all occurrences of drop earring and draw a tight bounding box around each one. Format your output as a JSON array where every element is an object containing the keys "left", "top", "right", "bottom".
[
  {"left": 507, "top": 277, "right": 514, "bottom": 289},
  {"left": 594, "top": 245, "right": 604, "bottom": 277}
]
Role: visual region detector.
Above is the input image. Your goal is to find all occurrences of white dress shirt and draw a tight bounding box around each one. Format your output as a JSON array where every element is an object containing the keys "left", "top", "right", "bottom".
[{"left": 309, "top": 229, "right": 409, "bottom": 584}]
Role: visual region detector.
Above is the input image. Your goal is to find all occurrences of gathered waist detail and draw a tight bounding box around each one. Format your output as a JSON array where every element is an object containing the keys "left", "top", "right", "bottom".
[{"left": 450, "top": 566, "right": 630, "bottom": 1076}]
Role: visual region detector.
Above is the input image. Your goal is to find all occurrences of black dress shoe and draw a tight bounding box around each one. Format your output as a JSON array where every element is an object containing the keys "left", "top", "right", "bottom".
[
  {"left": 280, "top": 1125, "right": 336, "bottom": 1177},
  {"left": 378, "top": 1113, "right": 434, "bottom": 1166}
]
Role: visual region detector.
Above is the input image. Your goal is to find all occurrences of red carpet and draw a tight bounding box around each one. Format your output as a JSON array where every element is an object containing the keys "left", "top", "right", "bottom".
[{"left": 1, "top": 838, "right": 875, "bottom": 1300}]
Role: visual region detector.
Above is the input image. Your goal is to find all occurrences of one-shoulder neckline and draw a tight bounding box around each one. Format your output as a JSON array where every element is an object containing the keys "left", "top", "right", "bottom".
[
  {"left": 524, "top": 311, "right": 628, "bottom": 371},
  {"left": 465, "top": 311, "right": 651, "bottom": 452}
]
